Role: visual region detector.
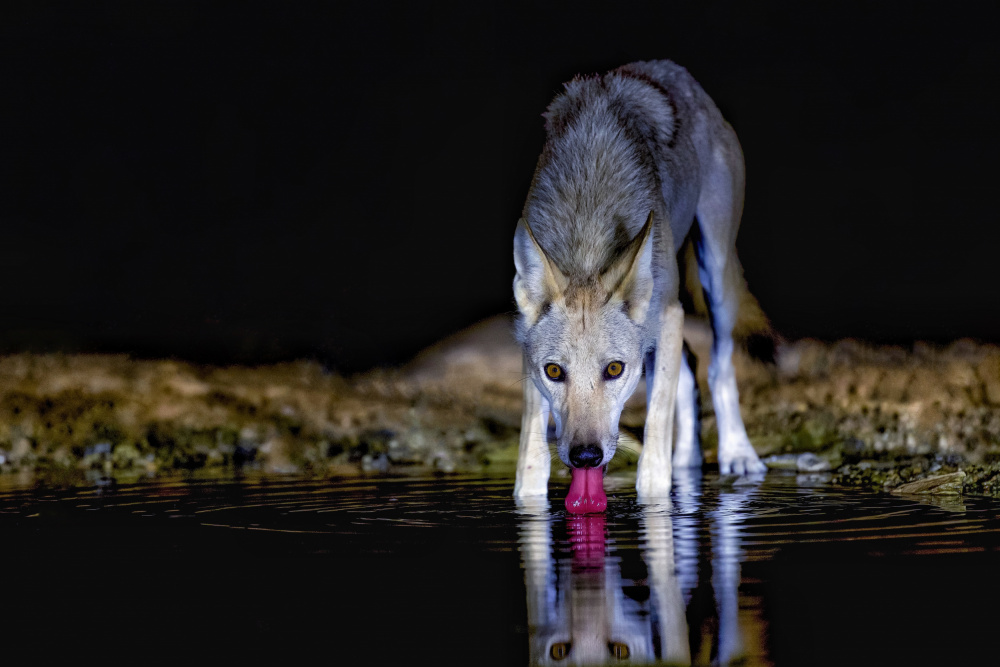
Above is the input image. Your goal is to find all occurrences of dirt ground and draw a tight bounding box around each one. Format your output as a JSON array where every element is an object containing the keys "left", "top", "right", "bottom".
[{"left": 3, "top": 314, "right": 1000, "bottom": 495}]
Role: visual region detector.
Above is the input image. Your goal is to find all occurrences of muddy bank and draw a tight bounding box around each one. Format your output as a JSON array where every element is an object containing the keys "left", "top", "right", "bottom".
[{"left": 2, "top": 315, "right": 1000, "bottom": 495}]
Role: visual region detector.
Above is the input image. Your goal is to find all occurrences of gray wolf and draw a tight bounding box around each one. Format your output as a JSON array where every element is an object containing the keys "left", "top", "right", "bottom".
[{"left": 512, "top": 60, "right": 767, "bottom": 511}]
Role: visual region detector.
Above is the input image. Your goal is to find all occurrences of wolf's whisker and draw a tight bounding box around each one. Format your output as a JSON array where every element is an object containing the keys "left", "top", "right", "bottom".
[{"left": 508, "top": 375, "right": 534, "bottom": 390}]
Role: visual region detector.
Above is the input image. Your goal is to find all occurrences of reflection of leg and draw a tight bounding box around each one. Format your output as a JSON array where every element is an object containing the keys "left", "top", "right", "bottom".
[
  {"left": 515, "top": 497, "right": 555, "bottom": 663},
  {"left": 671, "top": 467, "right": 703, "bottom": 606},
  {"left": 673, "top": 343, "right": 702, "bottom": 469},
  {"left": 712, "top": 490, "right": 748, "bottom": 665},
  {"left": 515, "top": 356, "right": 551, "bottom": 497},
  {"left": 640, "top": 502, "right": 691, "bottom": 665},
  {"left": 638, "top": 302, "right": 684, "bottom": 498}
]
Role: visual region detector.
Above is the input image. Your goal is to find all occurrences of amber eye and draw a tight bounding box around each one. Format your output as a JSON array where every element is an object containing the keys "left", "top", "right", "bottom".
[
  {"left": 608, "top": 641, "right": 630, "bottom": 660},
  {"left": 544, "top": 363, "right": 565, "bottom": 382},
  {"left": 604, "top": 361, "right": 624, "bottom": 379},
  {"left": 550, "top": 642, "right": 571, "bottom": 660}
]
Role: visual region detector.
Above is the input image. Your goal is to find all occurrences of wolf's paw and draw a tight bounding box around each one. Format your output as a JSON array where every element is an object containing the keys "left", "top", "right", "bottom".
[
  {"left": 719, "top": 441, "right": 767, "bottom": 475},
  {"left": 514, "top": 461, "right": 551, "bottom": 497},
  {"left": 636, "top": 465, "right": 672, "bottom": 499},
  {"left": 514, "top": 476, "right": 549, "bottom": 498}
]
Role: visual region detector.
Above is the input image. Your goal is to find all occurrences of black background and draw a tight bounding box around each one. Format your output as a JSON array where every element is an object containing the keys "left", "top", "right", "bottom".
[{"left": 3, "top": 2, "right": 999, "bottom": 372}]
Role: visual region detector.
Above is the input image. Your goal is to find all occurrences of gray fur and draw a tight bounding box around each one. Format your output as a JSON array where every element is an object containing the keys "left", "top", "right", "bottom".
[{"left": 514, "top": 60, "right": 766, "bottom": 499}]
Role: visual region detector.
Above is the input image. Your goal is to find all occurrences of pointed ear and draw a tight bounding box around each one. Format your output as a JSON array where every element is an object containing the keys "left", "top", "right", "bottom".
[
  {"left": 602, "top": 211, "right": 655, "bottom": 323},
  {"left": 513, "top": 218, "right": 567, "bottom": 325}
]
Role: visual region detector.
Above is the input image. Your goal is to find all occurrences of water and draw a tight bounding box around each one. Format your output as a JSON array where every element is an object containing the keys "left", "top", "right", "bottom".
[{"left": 2, "top": 470, "right": 998, "bottom": 665}]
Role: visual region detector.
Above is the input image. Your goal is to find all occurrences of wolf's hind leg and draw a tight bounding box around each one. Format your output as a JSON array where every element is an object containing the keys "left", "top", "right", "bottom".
[
  {"left": 673, "top": 343, "right": 702, "bottom": 469},
  {"left": 515, "top": 355, "right": 552, "bottom": 497},
  {"left": 695, "top": 133, "right": 766, "bottom": 475},
  {"left": 637, "top": 301, "right": 684, "bottom": 498}
]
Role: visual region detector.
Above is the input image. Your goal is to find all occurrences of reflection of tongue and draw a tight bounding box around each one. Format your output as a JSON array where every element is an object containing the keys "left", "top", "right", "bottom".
[{"left": 565, "top": 467, "right": 607, "bottom": 514}]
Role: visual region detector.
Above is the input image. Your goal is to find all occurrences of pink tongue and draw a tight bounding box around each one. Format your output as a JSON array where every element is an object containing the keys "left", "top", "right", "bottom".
[{"left": 565, "top": 467, "right": 607, "bottom": 514}]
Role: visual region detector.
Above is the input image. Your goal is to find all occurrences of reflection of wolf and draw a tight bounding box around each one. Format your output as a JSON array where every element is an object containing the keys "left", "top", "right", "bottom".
[
  {"left": 517, "top": 476, "right": 754, "bottom": 666},
  {"left": 513, "top": 60, "right": 768, "bottom": 510},
  {"left": 521, "top": 513, "right": 680, "bottom": 665}
]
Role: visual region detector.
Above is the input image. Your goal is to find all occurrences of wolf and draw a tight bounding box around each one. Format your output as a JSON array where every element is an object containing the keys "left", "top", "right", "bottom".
[{"left": 512, "top": 60, "right": 767, "bottom": 511}]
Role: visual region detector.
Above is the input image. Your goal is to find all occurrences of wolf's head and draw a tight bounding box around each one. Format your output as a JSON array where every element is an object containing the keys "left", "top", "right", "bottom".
[{"left": 513, "top": 213, "right": 654, "bottom": 499}]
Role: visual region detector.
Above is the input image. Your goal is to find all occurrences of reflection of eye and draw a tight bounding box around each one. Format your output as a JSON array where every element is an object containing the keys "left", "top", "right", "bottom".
[
  {"left": 608, "top": 641, "right": 630, "bottom": 660},
  {"left": 604, "top": 361, "right": 624, "bottom": 379},
  {"left": 549, "top": 642, "right": 571, "bottom": 660},
  {"left": 544, "top": 363, "right": 565, "bottom": 382}
]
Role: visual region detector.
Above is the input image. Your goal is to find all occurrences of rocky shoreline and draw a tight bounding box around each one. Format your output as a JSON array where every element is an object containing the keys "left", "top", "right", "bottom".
[{"left": 2, "top": 315, "right": 1000, "bottom": 496}]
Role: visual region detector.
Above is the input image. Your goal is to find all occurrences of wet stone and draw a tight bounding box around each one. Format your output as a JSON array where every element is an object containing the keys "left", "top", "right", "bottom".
[
  {"left": 361, "top": 452, "right": 390, "bottom": 473},
  {"left": 891, "top": 471, "right": 967, "bottom": 495},
  {"left": 795, "top": 452, "right": 831, "bottom": 472}
]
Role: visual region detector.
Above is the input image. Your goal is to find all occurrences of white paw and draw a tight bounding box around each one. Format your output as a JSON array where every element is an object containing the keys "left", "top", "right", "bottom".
[
  {"left": 514, "top": 460, "right": 550, "bottom": 497},
  {"left": 514, "top": 475, "right": 549, "bottom": 498},
  {"left": 719, "top": 440, "right": 767, "bottom": 475},
  {"left": 636, "top": 464, "right": 672, "bottom": 498}
]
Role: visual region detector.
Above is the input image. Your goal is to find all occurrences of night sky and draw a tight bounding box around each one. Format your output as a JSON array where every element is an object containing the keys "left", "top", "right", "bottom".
[{"left": 3, "top": 2, "right": 999, "bottom": 372}]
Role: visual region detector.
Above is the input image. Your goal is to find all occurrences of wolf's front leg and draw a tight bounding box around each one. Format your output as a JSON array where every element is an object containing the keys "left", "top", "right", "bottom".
[
  {"left": 515, "top": 356, "right": 551, "bottom": 497},
  {"left": 637, "top": 302, "right": 684, "bottom": 498}
]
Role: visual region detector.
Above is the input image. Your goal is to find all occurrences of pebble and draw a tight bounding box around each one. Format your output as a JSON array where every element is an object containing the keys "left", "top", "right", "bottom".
[
  {"left": 361, "top": 452, "right": 390, "bottom": 473},
  {"left": 762, "top": 452, "right": 832, "bottom": 472},
  {"left": 796, "top": 452, "right": 831, "bottom": 472}
]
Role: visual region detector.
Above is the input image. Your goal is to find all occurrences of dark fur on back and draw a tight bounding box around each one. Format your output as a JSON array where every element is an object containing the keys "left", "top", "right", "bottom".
[{"left": 523, "top": 69, "right": 680, "bottom": 282}]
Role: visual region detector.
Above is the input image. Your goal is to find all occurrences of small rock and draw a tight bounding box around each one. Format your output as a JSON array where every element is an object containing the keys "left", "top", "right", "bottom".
[
  {"left": 432, "top": 451, "right": 456, "bottom": 473},
  {"left": 386, "top": 438, "right": 422, "bottom": 465},
  {"left": 762, "top": 453, "right": 801, "bottom": 470},
  {"left": 361, "top": 452, "right": 390, "bottom": 473},
  {"left": 87, "top": 442, "right": 113, "bottom": 457},
  {"left": 796, "top": 452, "right": 831, "bottom": 472},
  {"left": 762, "top": 452, "right": 833, "bottom": 472}
]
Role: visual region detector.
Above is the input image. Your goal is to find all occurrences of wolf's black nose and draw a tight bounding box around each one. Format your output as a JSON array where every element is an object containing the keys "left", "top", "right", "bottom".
[{"left": 569, "top": 444, "right": 603, "bottom": 468}]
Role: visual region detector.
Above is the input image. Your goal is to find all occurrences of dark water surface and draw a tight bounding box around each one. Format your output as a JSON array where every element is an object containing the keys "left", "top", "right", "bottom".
[{"left": 2, "top": 470, "right": 999, "bottom": 665}]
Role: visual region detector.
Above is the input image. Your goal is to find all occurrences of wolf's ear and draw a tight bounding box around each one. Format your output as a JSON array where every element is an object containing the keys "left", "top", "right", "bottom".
[
  {"left": 602, "top": 211, "right": 655, "bottom": 323},
  {"left": 513, "top": 218, "right": 567, "bottom": 325}
]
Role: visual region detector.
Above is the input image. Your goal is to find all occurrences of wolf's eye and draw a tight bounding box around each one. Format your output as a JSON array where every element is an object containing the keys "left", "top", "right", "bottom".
[
  {"left": 604, "top": 361, "right": 624, "bottom": 379},
  {"left": 550, "top": 642, "right": 571, "bottom": 660},
  {"left": 608, "top": 641, "right": 630, "bottom": 660},
  {"left": 544, "top": 363, "right": 565, "bottom": 381}
]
